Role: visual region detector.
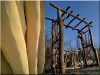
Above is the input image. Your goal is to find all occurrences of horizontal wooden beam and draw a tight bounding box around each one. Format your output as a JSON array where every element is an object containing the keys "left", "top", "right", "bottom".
[
  {"left": 45, "top": 17, "right": 55, "bottom": 21},
  {"left": 64, "top": 24, "right": 80, "bottom": 31},
  {"left": 56, "top": 6, "right": 71, "bottom": 24},
  {"left": 83, "top": 30, "right": 89, "bottom": 34},
  {"left": 67, "top": 14, "right": 80, "bottom": 26},
  {"left": 61, "top": 6, "right": 70, "bottom": 17},
  {"left": 45, "top": 6, "right": 70, "bottom": 22},
  {"left": 73, "top": 18, "right": 85, "bottom": 30},
  {"left": 80, "top": 21, "right": 93, "bottom": 31},
  {"left": 50, "top": 2, "right": 93, "bottom": 27},
  {"left": 80, "top": 25, "right": 87, "bottom": 31},
  {"left": 63, "top": 11, "right": 73, "bottom": 21}
]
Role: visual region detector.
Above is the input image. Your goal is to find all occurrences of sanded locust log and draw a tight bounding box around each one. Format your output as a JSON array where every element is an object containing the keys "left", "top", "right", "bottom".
[
  {"left": 37, "top": 1, "right": 45, "bottom": 74},
  {"left": 25, "top": 1, "right": 41, "bottom": 74},
  {"left": 1, "top": 1, "right": 29, "bottom": 74}
]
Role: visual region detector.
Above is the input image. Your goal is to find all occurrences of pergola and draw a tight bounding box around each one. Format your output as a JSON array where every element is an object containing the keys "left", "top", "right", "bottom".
[{"left": 45, "top": 2, "right": 99, "bottom": 73}]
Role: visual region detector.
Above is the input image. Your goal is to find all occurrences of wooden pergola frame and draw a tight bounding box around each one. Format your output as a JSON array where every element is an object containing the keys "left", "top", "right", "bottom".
[{"left": 45, "top": 2, "right": 99, "bottom": 74}]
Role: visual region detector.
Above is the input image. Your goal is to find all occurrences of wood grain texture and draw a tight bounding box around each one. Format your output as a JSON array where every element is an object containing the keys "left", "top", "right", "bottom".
[
  {"left": 1, "top": 1, "right": 29, "bottom": 74},
  {"left": 25, "top": 1, "right": 40, "bottom": 74}
]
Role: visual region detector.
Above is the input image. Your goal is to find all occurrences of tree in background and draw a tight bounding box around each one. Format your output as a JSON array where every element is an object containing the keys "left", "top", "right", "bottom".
[{"left": 45, "top": 31, "right": 52, "bottom": 71}]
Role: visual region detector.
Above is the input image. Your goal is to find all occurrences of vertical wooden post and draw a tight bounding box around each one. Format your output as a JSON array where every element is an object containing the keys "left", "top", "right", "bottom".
[
  {"left": 73, "top": 52, "right": 76, "bottom": 69},
  {"left": 51, "top": 21, "right": 56, "bottom": 73},
  {"left": 72, "top": 53, "right": 74, "bottom": 68},
  {"left": 88, "top": 26, "right": 100, "bottom": 66},
  {"left": 57, "top": 9, "right": 65, "bottom": 73},
  {"left": 78, "top": 31, "right": 87, "bottom": 67}
]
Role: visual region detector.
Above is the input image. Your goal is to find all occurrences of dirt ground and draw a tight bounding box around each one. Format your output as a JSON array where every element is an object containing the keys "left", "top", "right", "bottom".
[{"left": 66, "top": 67, "right": 100, "bottom": 75}]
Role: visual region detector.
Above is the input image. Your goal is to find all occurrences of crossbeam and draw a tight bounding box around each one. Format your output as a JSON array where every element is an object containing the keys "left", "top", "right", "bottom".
[
  {"left": 64, "top": 24, "right": 80, "bottom": 31},
  {"left": 67, "top": 14, "right": 80, "bottom": 26},
  {"left": 80, "top": 21, "right": 92, "bottom": 31},
  {"left": 50, "top": 2, "right": 93, "bottom": 27},
  {"left": 61, "top": 6, "right": 70, "bottom": 17},
  {"left": 83, "top": 30, "right": 89, "bottom": 34},
  {"left": 73, "top": 18, "right": 86, "bottom": 30},
  {"left": 45, "top": 17, "right": 55, "bottom": 21},
  {"left": 63, "top": 11, "right": 73, "bottom": 21}
]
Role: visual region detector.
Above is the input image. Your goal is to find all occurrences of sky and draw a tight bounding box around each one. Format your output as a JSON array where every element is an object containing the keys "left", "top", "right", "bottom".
[{"left": 45, "top": 1, "right": 99, "bottom": 49}]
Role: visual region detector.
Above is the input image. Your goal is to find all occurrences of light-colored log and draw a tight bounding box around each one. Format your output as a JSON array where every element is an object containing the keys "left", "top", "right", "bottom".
[
  {"left": 1, "top": 1, "right": 29, "bottom": 74},
  {"left": 0, "top": 1, "right": 1, "bottom": 50},
  {"left": 16, "top": 1, "right": 26, "bottom": 37},
  {"left": 0, "top": 1, "right": 1, "bottom": 73},
  {"left": 37, "top": 1, "right": 45, "bottom": 74},
  {"left": 25, "top": 1, "right": 41, "bottom": 74},
  {"left": 1, "top": 51, "right": 13, "bottom": 74}
]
